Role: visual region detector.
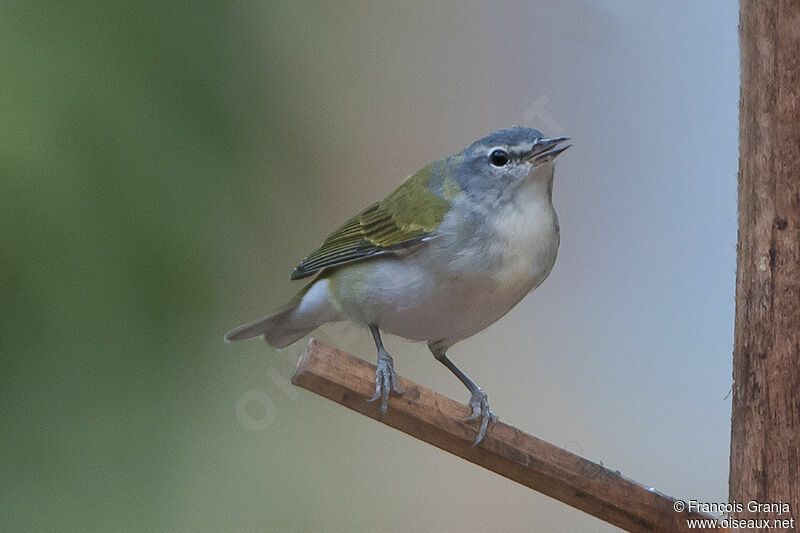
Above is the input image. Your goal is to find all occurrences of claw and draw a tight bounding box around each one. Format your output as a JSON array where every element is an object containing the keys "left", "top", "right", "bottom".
[
  {"left": 465, "top": 402, "right": 482, "bottom": 421},
  {"left": 366, "top": 349, "right": 403, "bottom": 414},
  {"left": 464, "top": 389, "right": 497, "bottom": 446}
]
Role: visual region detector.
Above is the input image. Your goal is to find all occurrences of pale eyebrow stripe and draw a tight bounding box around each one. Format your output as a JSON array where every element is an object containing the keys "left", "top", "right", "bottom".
[{"left": 509, "top": 142, "right": 534, "bottom": 153}]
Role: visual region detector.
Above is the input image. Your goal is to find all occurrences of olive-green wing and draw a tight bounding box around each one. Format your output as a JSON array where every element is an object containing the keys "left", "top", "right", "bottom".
[{"left": 290, "top": 165, "right": 449, "bottom": 280}]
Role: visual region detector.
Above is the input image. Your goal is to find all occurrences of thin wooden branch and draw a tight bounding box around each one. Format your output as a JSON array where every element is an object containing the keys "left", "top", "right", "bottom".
[{"left": 292, "top": 339, "right": 722, "bottom": 532}]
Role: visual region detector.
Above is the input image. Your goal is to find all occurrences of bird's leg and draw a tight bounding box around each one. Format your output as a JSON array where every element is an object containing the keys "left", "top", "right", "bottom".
[
  {"left": 367, "top": 325, "right": 403, "bottom": 413},
  {"left": 429, "top": 341, "right": 497, "bottom": 446}
]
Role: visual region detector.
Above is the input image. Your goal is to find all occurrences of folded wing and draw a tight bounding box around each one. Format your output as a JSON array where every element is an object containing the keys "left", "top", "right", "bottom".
[{"left": 290, "top": 165, "right": 449, "bottom": 280}]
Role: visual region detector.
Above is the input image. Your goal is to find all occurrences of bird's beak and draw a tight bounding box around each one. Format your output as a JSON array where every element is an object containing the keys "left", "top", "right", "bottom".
[{"left": 524, "top": 136, "right": 571, "bottom": 164}]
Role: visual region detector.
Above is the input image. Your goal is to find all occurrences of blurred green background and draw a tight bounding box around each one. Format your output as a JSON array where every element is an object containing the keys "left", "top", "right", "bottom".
[{"left": 2, "top": 1, "right": 737, "bottom": 531}]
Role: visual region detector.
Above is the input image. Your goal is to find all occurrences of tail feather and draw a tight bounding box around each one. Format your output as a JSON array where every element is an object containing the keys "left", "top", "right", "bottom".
[
  {"left": 224, "top": 279, "right": 340, "bottom": 349},
  {"left": 224, "top": 317, "right": 267, "bottom": 342},
  {"left": 224, "top": 305, "right": 309, "bottom": 348}
]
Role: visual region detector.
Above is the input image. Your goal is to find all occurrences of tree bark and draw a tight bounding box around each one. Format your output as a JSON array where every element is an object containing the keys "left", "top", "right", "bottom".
[{"left": 731, "top": 0, "right": 800, "bottom": 525}]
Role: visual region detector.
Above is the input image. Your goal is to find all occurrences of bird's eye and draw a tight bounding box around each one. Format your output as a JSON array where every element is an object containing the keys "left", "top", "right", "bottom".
[{"left": 489, "top": 149, "right": 510, "bottom": 167}]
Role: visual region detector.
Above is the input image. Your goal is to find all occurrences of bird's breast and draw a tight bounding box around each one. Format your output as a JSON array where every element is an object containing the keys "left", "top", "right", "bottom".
[
  {"left": 435, "top": 185, "right": 560, "bottom": 292},
  {"left": 487, "top": 196, "right": 560, "bottom": 288}
]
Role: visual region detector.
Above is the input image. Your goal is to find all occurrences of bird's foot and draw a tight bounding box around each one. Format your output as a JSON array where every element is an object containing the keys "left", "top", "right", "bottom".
[
  {"left": 367, "top": 349, "right": 403, "bottom": 414},
  {"left": 465, "top": 389, "right": 498, "bottom": 447}
]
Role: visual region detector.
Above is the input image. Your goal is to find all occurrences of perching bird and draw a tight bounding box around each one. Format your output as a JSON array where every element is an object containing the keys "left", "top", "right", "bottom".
[{"left": 225, "top": 127, "right": 569, "bottom": 445}]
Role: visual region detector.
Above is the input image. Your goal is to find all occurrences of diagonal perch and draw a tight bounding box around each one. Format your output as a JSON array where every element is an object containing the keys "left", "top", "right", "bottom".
[{"left": 291, "top": 339, "right": 723, "bottom": 532}]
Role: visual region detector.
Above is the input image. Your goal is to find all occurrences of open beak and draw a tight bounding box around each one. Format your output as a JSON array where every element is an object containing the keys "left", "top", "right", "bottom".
[{"left": 525, "top": 136, "right": 571, "bottom": 164}]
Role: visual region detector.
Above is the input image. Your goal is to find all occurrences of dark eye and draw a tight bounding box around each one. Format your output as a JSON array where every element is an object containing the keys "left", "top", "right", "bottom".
[{"left": 489, "top": 149, "right": 509, "bottom": 167}]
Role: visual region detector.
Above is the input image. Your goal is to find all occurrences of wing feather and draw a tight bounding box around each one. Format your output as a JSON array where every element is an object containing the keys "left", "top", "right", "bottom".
[{"left": 290, "top": 165, "right": 449, "bottom": 280}]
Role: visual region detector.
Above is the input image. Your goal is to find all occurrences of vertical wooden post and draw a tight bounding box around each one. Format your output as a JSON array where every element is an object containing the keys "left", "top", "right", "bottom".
[{"left": 732, "top": 0, "right": 800, "bottom": 524}]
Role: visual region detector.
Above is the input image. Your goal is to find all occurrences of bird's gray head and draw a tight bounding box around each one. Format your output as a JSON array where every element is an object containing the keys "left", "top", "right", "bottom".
[{"left": 434, "top": 127, "right": 570, "bottom": 204}]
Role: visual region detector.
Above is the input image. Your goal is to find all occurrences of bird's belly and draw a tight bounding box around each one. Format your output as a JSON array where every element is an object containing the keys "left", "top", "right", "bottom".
[
  {"left": 329, "top": 253, "right": 547, "bottom": 343},
  {"left": 377, "top": 276, "right": 534, "bottom": 342}
]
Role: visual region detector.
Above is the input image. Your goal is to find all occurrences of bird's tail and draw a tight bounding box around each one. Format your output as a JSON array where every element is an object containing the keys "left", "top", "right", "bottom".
[{"left": 224, "top": 279, "right": 340, "bottom": 349}]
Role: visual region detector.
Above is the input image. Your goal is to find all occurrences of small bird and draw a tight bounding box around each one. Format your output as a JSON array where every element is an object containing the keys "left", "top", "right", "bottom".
[{"left": 226, "top": 127, "right": 569, "bottom": 445}]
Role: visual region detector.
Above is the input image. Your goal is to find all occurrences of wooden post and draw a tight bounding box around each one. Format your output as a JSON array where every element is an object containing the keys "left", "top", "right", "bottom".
[
  {"left": 293, "top": 339, "right": 723, "bottom": 532},
  {"left": 731, "top": 0, "right": 800, "bottom": 525}
]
